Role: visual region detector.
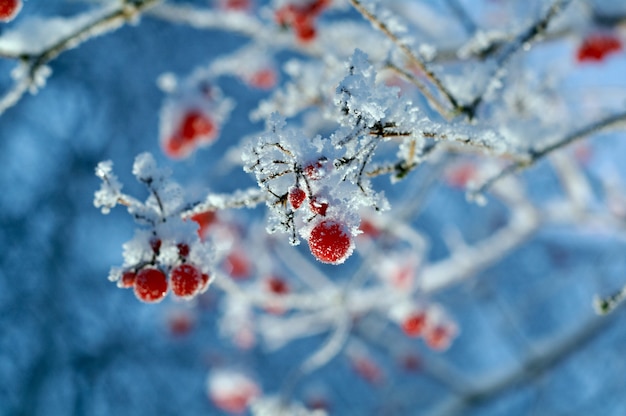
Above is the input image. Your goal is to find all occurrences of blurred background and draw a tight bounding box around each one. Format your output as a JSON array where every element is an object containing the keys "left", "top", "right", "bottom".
[{"left": 2, "top": 1, "right": 626, "bottom": 415}]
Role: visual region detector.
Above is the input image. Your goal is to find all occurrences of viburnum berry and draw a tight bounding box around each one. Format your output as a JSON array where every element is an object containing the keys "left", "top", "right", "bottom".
[
  {"left": 177, "top": 243, "right": 190, "bottom": 258},
  {"left": 0, "top": 0, "right": 22, "bottom": 22},
  {"left": 577, "top": 33, "right": 622, "bottom": 62},
  {"left": 265, "top": 276, "right": 289, "bottom": 295},
  {"left": 246, "top": 68, "right": 277, "bottom": 90},
  {"left": 218, "top": 0, "right": 251, "bottom": 11},
  {"left": 309, "top": 197, "right": 328, "bottom": 216},
  {"left": 170, "top": 264, "right": 204, "bottom": 299},
  {"left": 167, "top": 310, "right": 195, "bottom": 336},
  {"left": 350, "top": 355, "right": 383, "bottom": 384},
  {"left": 358, "top": 218, "right": 381, "bottom": 239},
  {"left": 180, "top": 110, "right": 215, "bottom": 142},
  {"left": 150, "top": 237, "right": 162, "bottom": 255},
  {"left": 288, "top": 186, "right": 307, "bottom": 209},
  {"left": 303, "top": 158, "right": 326, "bottom": 180},
  {"left": 191, "top": 211, "right": 218, "bottom": 239},
  {"left": 445, "top": 162, "right": 476, "bottom": 189},
  {"left": 275, "top": 0, "right": 329, "bottom": 43},
  {"left": 224, "top": 249, "right": 251, "bottom": 279},
  {"left": 163, "top": 110, "right": 217, "bottom": 159},
  {"left": 308, "top": 220, "right": 353, "bottom": 264},
  {"left": 134, "top": 268, "right": 168, "bottom": 303},
  {"left": 424, "top": 324, "right": 455, "bottom": 351},
  {"left": 118, "top": 271, "right": 137, "bottom": 289},
  {"left": 208, "top": 371, "right": 260, "bottom": 414},
  {"left": 401, "top": 311, "right": 428, "bottom": 337}
]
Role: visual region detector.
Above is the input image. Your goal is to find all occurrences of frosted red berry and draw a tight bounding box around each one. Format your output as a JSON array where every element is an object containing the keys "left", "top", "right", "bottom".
[
  {"left": 134, "top": 268, "right": 168, "bottom": 303},
  {"left": 308, "top": 220, "right": 353, "bottom": 264},
  {"left": 177, "top": 243, "right": 190, "bottom": 258},
  {"left": 180, "top": 110, "right": 215, "bottom": 142},
  {"left": 402, "top": 311, "right": 428, "bottom": 337},
  {"left": 163, "top": 110, "right": 218, "bottom": 159},
  {"left": 303, "top": 159, "right": 325, "bottom": 180},
  {"left": 425, "top": 324, "right": 454, "bottom": 351},
  {"left": 118, "top": 271, "right": 137, "bottom": 289},
  {"left": 150, "top": 238, "right": 161, "bottom": 255},
  {"left": 191, "top": 211, "right": 217, "bottom": 239},
  {"left": 288, "top": 186, "right": 307, "bottom": 209},
  {"left": 0, "top": 0, "right": 21, "bottom": 22},
  {"left": 247, "top": 68, "right": 277, "bottom": 89},
  {"left": 266, "top": 276, "right": 289, "bottom": 295},
  {"left": 170, "top": 264, "right": 203, "bottom": 299},
  {"left": 275, "top": 0, "right": 329, "bottom": 42},
  {"left": 224, "top": 250, "right": 251, "bottom": 279},
  {"left": 309, "top": 197, "right": 328, "bottom": 216},
  {"left": 219, "top": 0, "right": 251, "bottom": 11},
  {"left": 577, "top": 33, "right": 622, "bottom": 62}
]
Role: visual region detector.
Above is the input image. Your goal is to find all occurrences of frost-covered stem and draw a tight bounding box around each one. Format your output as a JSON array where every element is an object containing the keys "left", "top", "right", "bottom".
[
  {"left": 430, "top": 315, "right": 611, "bottom": 416},
  {"left": 280, "top": 310, "right": 351, "bottom": 404},
  {"left": 349, "top": 0, "right": 463, "bottom": 118},
  {"left": 420, "top": 193, "right": 539, "bottom": 293},
  {"left": 0, "top": 0, "right": 161, "bottom": 116},
  {"left": 147, "top": 3, "right": 264, "bottom": 39},
  {"left": 273, "top": 241, "right": 336, "bottom": 290},
  {"left": 473, "top": 110, "right": 626, "bottom": 196},
  {"left": 594, "top": 286, "right": 626, "bottom": 315},
  {"left": 465, "top": 0, "right": 571, "bottom": 117},
  {"left": 549, "top": 152, "right": 594, "bottom": 213},
  {"left": 181, "top": 187, "right": 268, "bottom": 217},
  {"left": 0, "top": 77, "right": 30, "bottom": 116},
  {"left": 384, "top": 62, "right": 455, "bottom": 120}
]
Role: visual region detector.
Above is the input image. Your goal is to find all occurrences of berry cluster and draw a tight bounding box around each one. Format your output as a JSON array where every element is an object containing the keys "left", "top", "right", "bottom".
[
  {"left": 0, "top": 0, "right": 21, "bottom": 22},
  {"left": 275, "top": 0, "right": 331, "bottom": 43},
  {"left": 577, "top": 33, "right": 622, "bottom": 63},
  {"left": 398, "top": 306, "right": 457, "bottom": 351},
  {"left": 118, "top": 239, "right": 211, "bottom": 303},
  {"left": 163, "top": 109, "right": 217, "bottom": 159}
]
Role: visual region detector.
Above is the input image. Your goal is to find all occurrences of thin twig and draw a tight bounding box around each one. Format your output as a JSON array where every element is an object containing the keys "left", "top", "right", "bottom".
[{"left": 473, "top": 110, "right": 626, "bottom": 197}]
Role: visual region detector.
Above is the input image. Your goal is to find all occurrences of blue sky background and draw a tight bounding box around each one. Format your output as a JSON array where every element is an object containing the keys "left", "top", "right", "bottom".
[{"left": 2, "top": 1, "right": 626, "bottom": 415}]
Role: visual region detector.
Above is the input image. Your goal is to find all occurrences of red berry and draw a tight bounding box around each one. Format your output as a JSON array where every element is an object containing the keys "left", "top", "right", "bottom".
[
  {"left": 309, "top": 197, "right": 328, "bottom": 216},
  {"left": 577, "top": 33, "right": 622, "bottom": 62},
  {"left": 219, "top": 0, "right": 251, "bottom": 11},
  {"left": 0, "top": 0, "right": 21, "bottom": 22},
  {"left": 191, "top": 211, "right": 218, "bottom": 239},
  {"left": 168, "top": 311, "right": 194, "bottom": 336},
  {"left": 150, "top": 238, "right": 161, "bottom": 255},
  {"left": 265, "top": 276, "right": 289, "bottom": 295},
  {"left": 118, "top": 271, "right": 137, "bottom": 289},
  {"left": 295, "top": 18, "right": 317, "bottom": 42},
  {"left": 289, "top": 186, "right": 307, "bottom": 209},
  {"left": 247, "top": 68, "right": 277, "bottom": 89},
  {"left": 180, "top": 110, "right": 215, "bottom": 142},
  {"left": 445, "top": 162, "right": 476, "bottom": 188},
  {"left": 358, "top": 218, "right": 381, "bottom": 238},
  {"left": 351, "top": 356, "right": 383, "bottom": 384},
  {"left": 200, "top": 273, "right": 211, "bottom": 292},
  {"left": 425, "top": 324, "right": 454, "bottom": 351},
  {"left": 303, "top": 159, "right": 326, "bottom": 180},
  {"left": 177, "top": 243, "right": 190, "bottom": 258},
  {"left": 170, "top": 264, "right": 203, "bottom": 299},
  {"left": 224, "top": 250, "right": 251, "bottom": 279},
  {"left": 308, "top": 220, "right": 353, "bottom": 264},
  {"left": 134, "top": 268, "right": 168, "bottom": 303},
  {"left": 402, "top": 311, "right": 427, "bottom": 337},
  {"left": 163, "top": 110, "right": 218, "bottom": 159}
]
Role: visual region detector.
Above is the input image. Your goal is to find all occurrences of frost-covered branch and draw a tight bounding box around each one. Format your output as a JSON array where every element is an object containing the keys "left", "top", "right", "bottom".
[
  {"left": 0, "top": 0, "right": 161, "bottom": 116},
  {"left": 473, "top": 109, "right": 626, "bottom": 197}
]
